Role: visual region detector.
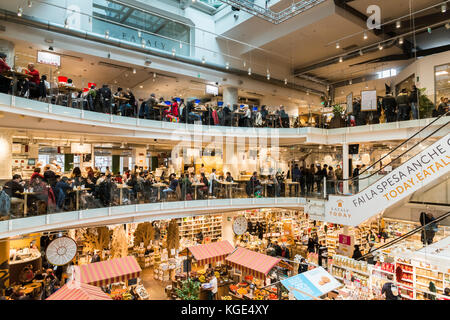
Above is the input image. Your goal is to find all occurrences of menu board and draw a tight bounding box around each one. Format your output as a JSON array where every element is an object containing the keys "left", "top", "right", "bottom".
[
  {"left": 361, "top": 90, "right": 377, "bottom": 111},
  {"left": 281, "top": 267, "right": 341, "bottom": 300}
]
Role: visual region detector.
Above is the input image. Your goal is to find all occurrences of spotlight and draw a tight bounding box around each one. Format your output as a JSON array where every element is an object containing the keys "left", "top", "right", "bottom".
[
  {"left": 396, "top": 20, "right": 401, "bottom": 29},
  {"left": 248, "top": 67, "right": 252, "bottom": 75},
  {"left": 137, "top": 31, "right": 141, "bottom": 38},
  {"left": 363, "top": 32, "right": 368, "bottom": 40},
  {"left": 359, "top": 50, "right": 363, "bottom": 56},
  {"left": 225, "top": 62, "right": 230, "bottom": 69},
  {"left": 378, "top": 43, "right": 383, "bottom": 50},
  {"left": 336, "top": 42, "right": 340, "bottom": 49},
  {"left": 266, "top": 73, "right": 270, "bottom": 80},
  {"left": 105, "top": 30, "right": 110, "bottom": 39},
  {"left": 179, "top": 42, "right": 183, "bottom": 49},
  {"left": 349, "top": 79, "right": 352, "bottom": 85},
  {"left": 442, "top": 4, "right": 447, "bottom": 13},
  {"left": 399, "top": 37, "right": 404, "bottom": 44},
  {"left": 17, "top": 6, "right": 23, "bottom": 16},
  {"left": 133, "top": 68, "right": 136, "bottom": 74},
  {"left": 141, "top": 39, "right": 145, "bottom": 48},
  {"left": 144, "top": 58, "right": 151, "bottom": 66},
  {"left": 201, "top": 56, "right": 206, "bottom": 64},
  {"left": 64, "top": 18, "right": 69, "bottom": 28},
  {"left": 27, "top": 0, "right": 32, "bottom": 8},
  {"left": 172, "top": 48, "right": 176, "bottom": 56},
  {"left": 339, "top": 57, "right": 343, "bottom": 63},
  {"left": 284, "top": 78, "right": 287, "bottom": 85}
]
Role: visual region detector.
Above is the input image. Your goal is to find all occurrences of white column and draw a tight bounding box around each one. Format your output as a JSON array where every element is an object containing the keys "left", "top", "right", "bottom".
[
  {"left": 223, "top": 87, "right": 238, "bottom": 107},
  {"left": 0, "top": 130, "right": 12, "bottom": 180},
  {"left": 221, "top": 212, "right": 235, "bottom": 245},
  {"left": 342, "top": 143, "right": 349, "bottom": 194}
]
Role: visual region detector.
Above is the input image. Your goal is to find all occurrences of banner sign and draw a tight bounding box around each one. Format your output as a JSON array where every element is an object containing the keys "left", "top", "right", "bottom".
[
  {"left": 325, "top": 134, "right": 450, "bottom": 226},
  {"left": 361, "top": 90, "right": 377, "bottom": 111},
  {"left": 346, "top": 92, "right": 353, "bottom": 114},
  {"left": 281, "top": 267, "right": 341, "bottom": 300}
]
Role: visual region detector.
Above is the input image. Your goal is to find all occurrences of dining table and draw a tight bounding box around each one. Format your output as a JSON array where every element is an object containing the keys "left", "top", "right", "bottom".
[
  {"left": 19, "top": 190, "right": 36, "bottom": 216},
  {"left": 71, "top": 187, "right": 91, "bottom": 210},
  {"left": 217, "top": 180, "right": 237, "bottom": 198},
  {"left": 151, "top": 182, "right": 168, "bottom": 201},
  {"left": 285, "top": 180, "right": 299, "bottom": 197},
  {"left": 116, "top": 184, "right": 132, "bottom": 205},
  {"left": 154, "top": 103, "right": 171, "bottom": 120},
  {"left": 191, "top": 182, "right": 205, "bottom": 200},
  {"left": 1, "top": 70, "right": 33, "bottom": 95}
]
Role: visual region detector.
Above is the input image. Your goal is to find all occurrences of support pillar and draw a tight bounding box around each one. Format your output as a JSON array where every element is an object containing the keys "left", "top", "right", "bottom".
[
  {"left": 0, "top": 130, "right": 12, "bottom": 180},
  {"left": 222, "top": 212, "right": 235, "bottom": 245},
  {"left": 0, "top": 239, "right": 10, "bottom": 295},
  {"left": 223, "top": 87, "right": 238, "bottom": 107},
  {"left": 342, "top": 143, "right": 349, "bottom": 194}
]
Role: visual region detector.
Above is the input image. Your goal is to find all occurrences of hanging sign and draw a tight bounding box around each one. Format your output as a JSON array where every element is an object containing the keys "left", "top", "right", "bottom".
[
  {"left": 325, "top": 134, "right": 450, "bottom": 226},
  {"left": 37, "top": 51, "right": 61, "bottom": 67},
  {"left": 361, "top": 90, "right": 377, "bottom": 111}
]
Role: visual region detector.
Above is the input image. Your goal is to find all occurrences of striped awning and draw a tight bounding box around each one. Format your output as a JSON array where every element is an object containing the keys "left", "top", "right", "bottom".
[
  {"left": 225, "top": 247, "right": 280, "bottom": 279},
  {"left": 76, "top": 256, "right": 142, "bottom": 286},
  {"left": 46, "top": 280, "right": 112, "bottom": 300},
  {"left": 188, "top": 241, "right": 235, "bottom": 266}
]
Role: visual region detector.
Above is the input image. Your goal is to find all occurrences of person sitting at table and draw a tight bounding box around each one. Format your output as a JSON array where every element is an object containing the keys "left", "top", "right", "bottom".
[
  {"left": 225, "top": 172, "right": 234, "bottom": 182},
  {"left": 0, "top": 52, "right": 11, "bottom": 94},
  {"left": 186, "top": 100, "right": 202, "bottom": 123},
  {"left": 246, "top": 172, "right": 263, "bottom": 197},
  {"left": 189, "top": 172, "right": 199, "bottom": 184},
  {"left": 199, "top": 172, "right": 209, "bottom": 199},
  {"left": 4, "top": 174, "right": 25, "bottom": 217},
  {"left": 164, "top": 98, "right": 179, "bottom": 122},
  {"left": 267, "top": 174, "right": 280, "bottom": 197},
  {"left": 53, "top": 176, "right": 72, "bottom": 211},
  {"left": 279, "top": 105, "right": 290, "bottom": 128},
  {"left": 124, "top": 89, "right": 137, "bottom": 117},
  {"left": 30, "top": 167, "right": 44, "bottom": 184},
  {"left": 28, "top": 175, "right": 49, "bottom": 215},
  {"left": 22, "top": 63, "right": 40, "bottom": 99},
  {"left": 161, "top": 173, "right": 178, "bottom": 200}
]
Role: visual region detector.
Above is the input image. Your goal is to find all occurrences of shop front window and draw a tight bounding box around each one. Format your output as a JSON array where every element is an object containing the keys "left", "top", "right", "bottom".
[
  {"left": 92, "top": 0, "right": 191, "bottom": 56},
  {"left": 435, "top": 63, "right": 450, "bottom": 105}
]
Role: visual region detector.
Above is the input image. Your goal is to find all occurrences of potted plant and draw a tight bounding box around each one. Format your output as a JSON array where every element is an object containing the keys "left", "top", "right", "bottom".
[
  {"left": 328, "top": 104, "right": 346, "bottom": 128},
  {"left": 175, "top": 278, "right": 201, "bottom": 300},
  {"left": 418, "top": 88, "right": 435, "bottom": 118}
]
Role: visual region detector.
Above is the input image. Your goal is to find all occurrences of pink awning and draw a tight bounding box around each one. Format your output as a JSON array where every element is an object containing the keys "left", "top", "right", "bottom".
[
  {"left": 46, "top": 280, "right": 112, "bottom": 300},
  {"left": 188, "top": 241, "right": 235, "bottom": 266},
  {"left": 76, "top": 256, "right": 141, "bottom": 286},
  {"left": 225, "top": 247, "right": 280, "bottom": 279}
]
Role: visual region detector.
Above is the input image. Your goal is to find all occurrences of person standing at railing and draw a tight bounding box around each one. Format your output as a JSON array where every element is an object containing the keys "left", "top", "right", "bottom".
[
  {"left": 292, "top": 164, "right": 301, "bottom": 195},
  {"left": 410, "top": 85, "right": 419, "bottom": 120},
  {"left": 381, "top": 89, "right": 398, "bottom": 123},
  {"left": 0, "top": 52, "right": 11, "bottom": 94},
  {"left": 306, "top": 164, "right": 315, "bottom": 196},
  {"left": 326, "top": 166, "right": 336, "bottom": 195},
  {"left": 352, "top": 164, "right": 361, "bottom": 194},
  {"left": 396, "top": 88, "right": 411, "bottom": 121},
  {"left": 335, "top": 164, "right": 343, "bottom": 193}
]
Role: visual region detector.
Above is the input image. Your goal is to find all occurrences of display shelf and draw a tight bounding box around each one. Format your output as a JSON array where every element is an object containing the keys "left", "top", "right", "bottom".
[
  {"left": 371, "top": 267, "right": 393, "bottom": 275},
  {"left": 332, "top": 264, "right": 370, "bottom": 277}
]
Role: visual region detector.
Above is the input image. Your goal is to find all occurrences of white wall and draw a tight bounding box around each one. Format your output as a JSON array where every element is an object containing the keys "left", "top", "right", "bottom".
[{"left": 394, "top": 51, "right": 450, "bottom": 104}]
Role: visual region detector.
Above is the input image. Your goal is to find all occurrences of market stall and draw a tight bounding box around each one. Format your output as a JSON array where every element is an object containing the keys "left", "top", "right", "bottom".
[
  {"left": 186, "top": 240, "right": 235, "bottom": 267},
  {"left": 74, "top": 255, "right": 142, "bottom": 286},
  {"left": 46, "top": 280, "right": 112, "bottom": 300},
  {"left": 225, "top": 247, "right": 281, "bottom": 280}
]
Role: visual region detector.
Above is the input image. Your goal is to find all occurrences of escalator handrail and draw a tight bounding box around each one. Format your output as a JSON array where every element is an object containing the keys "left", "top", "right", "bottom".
[
  {"left": 352, "top": 111, "right": 449, "bottom": 178},
  {"left": 356, "top": 211, "right": 450, "bottom": 261},
  {"left": 334, "top": 115, "right": 449, "bottom": 192}
]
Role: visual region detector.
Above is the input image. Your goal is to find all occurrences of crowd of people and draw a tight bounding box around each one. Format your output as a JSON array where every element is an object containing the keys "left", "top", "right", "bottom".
[
  {"left": 0, "top": 161, "right": 364, "bottom": 219},
  {"left": 1, "top": 54, "right": 447, "bottom": 130}
]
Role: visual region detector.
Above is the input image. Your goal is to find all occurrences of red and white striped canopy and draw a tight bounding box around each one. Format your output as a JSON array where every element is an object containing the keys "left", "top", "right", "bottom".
[
  {"left": 46, "top": 280, "right": 112, "bottom": 300},
  {"left": 75, "top": 256, "right": 142, "bottom": 286},
  {"left": 188, "top": 241, "right": 235, "bottom": 266},
  {"left": 225, "top": 247, "right": 280, "bottom": 279}
]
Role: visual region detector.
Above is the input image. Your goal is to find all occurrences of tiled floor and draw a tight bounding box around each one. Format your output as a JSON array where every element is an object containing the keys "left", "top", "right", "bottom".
[{"left": 141, "top": 268, "right": 170, "bottom": 300}]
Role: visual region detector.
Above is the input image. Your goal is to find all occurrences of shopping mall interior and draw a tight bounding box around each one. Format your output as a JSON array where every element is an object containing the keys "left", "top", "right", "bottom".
[{"left": 0, "top": 0, "right": 448, "bottom": 302}]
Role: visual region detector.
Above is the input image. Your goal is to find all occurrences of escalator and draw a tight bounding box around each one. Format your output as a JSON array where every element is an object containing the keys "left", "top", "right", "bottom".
[
  {"left": 318, "top": 112, "right": 450, "bottom": 226},
  {"left": 357, "top": 211, "right": 450, "bottom": 262}
]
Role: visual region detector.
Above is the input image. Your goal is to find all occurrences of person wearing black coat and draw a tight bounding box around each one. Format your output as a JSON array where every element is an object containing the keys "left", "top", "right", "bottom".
[
  {"left": 222, "top": 104, "right": 232, "bottom": 126},
  {"left": 307, "top": 236, "right": 318, "bottom": 253},
  {"left": 382, "top": 92, "right": 398, "bottom": 122},
  {"left": 260, "top": 105, "right": 268, "bottom": 126},
  {"left": 97, "top": 84, "right": 112, "bottom": 114},
  {"left": 352, "top": 245, "right": 363, "bottom": 260},
  {"left": 297, "top": 258, "right": 308, "bottom": 274}
]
